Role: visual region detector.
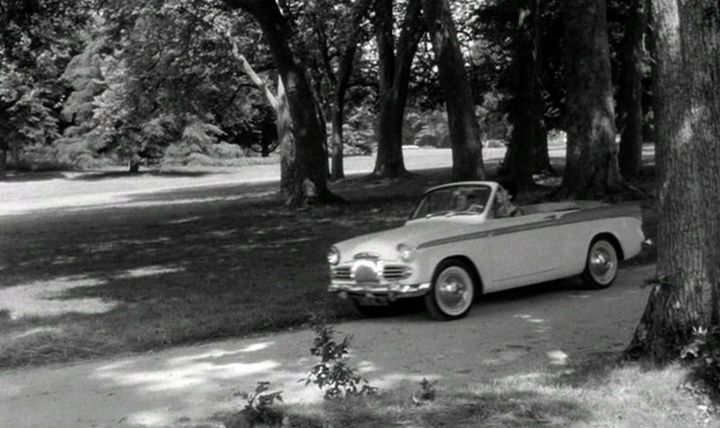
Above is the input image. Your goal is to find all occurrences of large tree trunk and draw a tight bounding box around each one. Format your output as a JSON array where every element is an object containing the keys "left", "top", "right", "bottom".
[
  {"left": 224, "top": 0, "right": 333, "bottom": 207},
  {"left": 329, "top": 47, "right": 355, "bottom": 181},
  {"left": 531, "top": 1, "right": 553, "bottom": 177},
  {"left": 372, "top": 0, "right": 423, "bottom": 178},
  {"left": 502, "top": 0, "right": 545, "bottom": 191},
  {"left": 560, "top": 0, "right": 622, "bottom": 198},
  {"left": 628, "top": 0, "right": 720, "bottom": 362},
  {"left": 423, "top": 0, "right": 485, "bottom": 181},
  {"left": 616, "top": 0, "right": 647, "bottom": 180},
  {"left": 329, "top": 0, "right": 371, "bottom": 181}
]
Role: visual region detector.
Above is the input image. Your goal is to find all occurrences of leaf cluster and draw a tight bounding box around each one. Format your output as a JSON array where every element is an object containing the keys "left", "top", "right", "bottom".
[
  {"left": 236, "top": 381, "right": 286, "bottom": 427},
  {"left": 302, "top": 320, "right": 377, "bottom": 400}
]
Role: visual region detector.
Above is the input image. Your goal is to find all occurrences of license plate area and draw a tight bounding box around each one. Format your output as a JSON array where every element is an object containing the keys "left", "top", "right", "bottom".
[{"left": 356, "top": 295, "right": 389, "bottom": 306}]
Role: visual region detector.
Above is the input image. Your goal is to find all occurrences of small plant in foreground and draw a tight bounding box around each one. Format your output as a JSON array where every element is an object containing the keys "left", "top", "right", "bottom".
[
  {"left": 236, "top": 381, "right": 285, "bottom": 426},
  {"left": 681, "top": 326, "right": 720, "bottom": 401},
  {"left": 302, "top": 318, "right": 377, "bottom": 400},
  {"left": 412, "top": 378, "right": 438, "bottom": 406}
]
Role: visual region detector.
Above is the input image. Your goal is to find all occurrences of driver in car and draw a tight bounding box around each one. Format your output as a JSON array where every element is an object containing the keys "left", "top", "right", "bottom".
[{"left": 493, "top": 187, "right": 523, "bottom": 218}]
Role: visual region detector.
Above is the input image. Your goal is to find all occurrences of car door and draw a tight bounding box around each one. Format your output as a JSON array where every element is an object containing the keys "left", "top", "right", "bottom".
[{"left": 485, "top": 214, "right": 563, "bottom": 291}]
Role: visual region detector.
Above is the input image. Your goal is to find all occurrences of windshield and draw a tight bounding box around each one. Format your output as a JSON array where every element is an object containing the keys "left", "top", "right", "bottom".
[{"left": 410, "top": 185, "right": 491, "bottom": 220}]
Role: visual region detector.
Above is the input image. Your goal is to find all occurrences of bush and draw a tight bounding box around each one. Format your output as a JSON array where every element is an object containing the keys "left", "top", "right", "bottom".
[
  {"left": 681, "top": 326, "right": 720, "bottom": 400},
  {"left": 302, "top": 319, "right": 377, "bottom": 400},
  {"left": 207, "top": 142, "right": 247, "bottom": 159}
]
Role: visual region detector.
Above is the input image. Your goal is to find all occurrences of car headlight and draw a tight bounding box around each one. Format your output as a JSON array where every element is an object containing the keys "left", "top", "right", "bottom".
[
  {"left": 397, "top": 244, "right": 417, "bottom": 262},
  {"left": 327, "top": 246, "right": 340, "bottom": 265}
]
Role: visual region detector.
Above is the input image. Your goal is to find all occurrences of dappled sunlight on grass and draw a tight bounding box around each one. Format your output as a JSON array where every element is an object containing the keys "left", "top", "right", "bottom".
[
  {"left": 11, "top": 326, "right": 63, "bottom": 340},
  {"left": 123, "top": 410, "right": 174, "bottom": 428},
  {"left": 206, "top": 229, "right": 238, "bottom": 238},
  {"left": 168, "top": 342, "right": 273, "bottom": 365},
  {"left": 546, "top": 350, "right": 570, "bottom": 366},
  {"left": 165, "top": 215, "right": 202, "bottom": 224},
  {"left": 116, "top": 265, "right": 184, "bottom": 279},
  {"left": 96, "top": 359, "right": 283, "bottom": 392},
  {"left": 0, "top": 277, "right": 116, "bottom": 319},
  {"left": 481, "top": 347, "right": 530, "bottom": 366}
]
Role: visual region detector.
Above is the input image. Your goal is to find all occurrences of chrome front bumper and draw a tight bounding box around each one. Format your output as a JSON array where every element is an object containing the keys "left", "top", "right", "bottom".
[{"left": 328, "top": 281, "right": 431, "bottom": 300}]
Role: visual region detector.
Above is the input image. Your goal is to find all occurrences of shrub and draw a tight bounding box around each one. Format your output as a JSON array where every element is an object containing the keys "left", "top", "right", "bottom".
[
  {"left": 232, "top": 381, "right": 285, "bottom": 427},
  {"left": 412, "top": 378, "right": 438, "bottom": 406},
  {"left": 681, "top": 326, "right": 720, "bottom": 400},
  {"left": 302, "top": 318, "right": 377, "bottom": 400}
]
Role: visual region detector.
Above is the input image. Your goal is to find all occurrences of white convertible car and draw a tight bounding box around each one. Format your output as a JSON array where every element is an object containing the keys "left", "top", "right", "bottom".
[{"left": 327, "top": 181, "right": 646, "bottom": 320}]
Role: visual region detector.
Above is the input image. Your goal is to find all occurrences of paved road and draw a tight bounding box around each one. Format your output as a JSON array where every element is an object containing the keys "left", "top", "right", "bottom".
[{"left": 0, "top": 264, "right": 653, "bottom": 428}]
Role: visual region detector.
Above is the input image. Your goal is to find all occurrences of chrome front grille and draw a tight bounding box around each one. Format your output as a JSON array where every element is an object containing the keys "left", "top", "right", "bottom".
[
  {"left": 382, "top": 264, "right": 412, "bottom": 280},
  {"left": 332, "top": 266, "right": 352, "bottom": 280},
  {"left": 333, "top": 262, "right": 412, "bottom": 282}
]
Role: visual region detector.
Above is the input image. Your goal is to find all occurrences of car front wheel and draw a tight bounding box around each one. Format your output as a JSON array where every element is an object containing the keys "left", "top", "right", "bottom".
[
  {"left": 424, "top": 260, "right": 476, "bottom": 320},
  {"left": 582, "top": 238, "right": 619, "bottom": 288}
]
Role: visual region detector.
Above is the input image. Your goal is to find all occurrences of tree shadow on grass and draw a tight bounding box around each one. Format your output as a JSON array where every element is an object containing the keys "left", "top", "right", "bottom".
[
  {"left": 70, "top": 170, "right": 214, "bottom": 181},
  {"left": 0, "top": 170, "right": 68, "bottom": 182}
]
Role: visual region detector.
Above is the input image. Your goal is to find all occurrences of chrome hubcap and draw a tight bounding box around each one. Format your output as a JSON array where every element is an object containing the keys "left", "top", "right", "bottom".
[
  {"left": 435, "top": 266, "right": 473, "bottom": 316},
  {"left": 588, "top": 242, "right": 617, "bottom": 284}
]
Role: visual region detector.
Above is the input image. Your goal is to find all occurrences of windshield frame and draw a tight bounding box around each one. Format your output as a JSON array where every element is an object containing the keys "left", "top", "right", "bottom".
[{"left": 408, "top": 184, "right": 492, "bottom": 220}]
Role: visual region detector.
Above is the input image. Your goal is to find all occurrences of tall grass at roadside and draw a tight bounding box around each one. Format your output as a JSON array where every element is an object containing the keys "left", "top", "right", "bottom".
[{"left": 210, "top": 361, "right": 714, "bottom": 427}]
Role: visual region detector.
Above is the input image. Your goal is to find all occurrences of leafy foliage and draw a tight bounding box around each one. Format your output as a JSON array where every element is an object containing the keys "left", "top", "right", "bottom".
[
  {"left": 412, "top": 377, "right": 438, "bottom": 406},
  {"left": 235, "top": 381, "right": 286, "bottom": 427},
  {"left": 302, "top": 318, "right": 377, "bottom": 400},
  {"left": 0, "top": 0, "right": 89, "bottom": 168},
  {"left": 681, "top": 326, "right": 720, "bottom": 400}
]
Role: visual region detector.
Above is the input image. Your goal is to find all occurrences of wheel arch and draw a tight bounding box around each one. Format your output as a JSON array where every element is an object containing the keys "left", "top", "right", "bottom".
[
  {"left": 435, "top": 255, "right": 484, "bottom": 295},
  {"left": 590, "top": 232, "right": 625, "bottom": 261}
]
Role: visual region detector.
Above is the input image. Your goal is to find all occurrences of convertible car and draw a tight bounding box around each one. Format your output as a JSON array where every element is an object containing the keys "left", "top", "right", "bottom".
[{"left": 327, "top": 181, "right": 646, "bottom": 320}]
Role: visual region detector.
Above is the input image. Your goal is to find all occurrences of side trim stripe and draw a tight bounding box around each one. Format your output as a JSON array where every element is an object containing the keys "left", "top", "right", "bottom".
[{"left": 417, "top": 204, "right": 640, "bottom": 250}]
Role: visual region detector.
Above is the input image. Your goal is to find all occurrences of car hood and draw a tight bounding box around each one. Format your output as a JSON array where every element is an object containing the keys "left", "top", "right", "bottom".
[{"left": 333, "top": 217, "right": 481, "bottom": 262}]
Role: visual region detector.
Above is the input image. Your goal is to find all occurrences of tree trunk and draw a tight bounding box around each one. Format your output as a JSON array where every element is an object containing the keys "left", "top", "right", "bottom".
[
  {"left": 329, "top": 47, "right": 354, "bottom": 181},
  {"left": 534, "top": 129, "right": 553, "bottom": 175},
  {"left": 372, "top": 0, "right": 423, "bottom": 178},
  {"left": 628, "top": 0, "right": 720, "bottom": 362},
  {"left": 423, "top": 0, "right": 485, "bottom": 181},
  {"left": 330, "top": 104, "right": 345, "bottom": 180},
  {"left": 129, "top": 157, "right": 141, "bottom": 173},
  {"left": 503, "top": 0, "right": 545, "bottom": 191},
  {"left": 560, "top": 0, "right": 622, "bottom": 198},
  {"left": 0, "top": 140, "right": 7, "bottom": 179},
  {"left": 329, "top": 0, "right": 371, "bottom": 181},
  {"left": 532, "top": 1, "right": 553, "bottom": 176},
  {"left": 9, "top": 140, "right": 21, "bottom": 166},
  {"left": 616, "top": 0, "right": 646, "bottom": 180},
  {"left": 224, "top": 0, "right": 333, "bottom": 207}
]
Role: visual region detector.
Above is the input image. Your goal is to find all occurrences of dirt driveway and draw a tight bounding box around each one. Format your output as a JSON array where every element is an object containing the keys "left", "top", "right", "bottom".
[{"left": 0, "top": 264, "right": 653, "bottom": 428}]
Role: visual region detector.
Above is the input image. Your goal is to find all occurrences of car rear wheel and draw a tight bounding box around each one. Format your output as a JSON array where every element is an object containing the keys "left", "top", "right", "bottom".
[
  {"left": 424, "top": 260, "right": 476, "bottom": 320},
  {"left": 582, "top": 238, "right": 619, "bottom": 288}
]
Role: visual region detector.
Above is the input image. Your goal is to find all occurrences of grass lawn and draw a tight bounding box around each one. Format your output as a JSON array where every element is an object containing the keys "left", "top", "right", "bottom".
[
  {"left": 254, "top": 362, "right": 714, "bottom": 428},
  {"left": 0, "top": 171, "right": 447, "bottom": 368},
  {"left": 0, "top": 163, "right": 658, "bottom": 369}
]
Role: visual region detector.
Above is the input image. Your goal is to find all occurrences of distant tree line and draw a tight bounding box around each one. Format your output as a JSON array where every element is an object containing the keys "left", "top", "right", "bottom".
[{"left": 2, "top": 0, "right": 652, "bottom": 199}]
